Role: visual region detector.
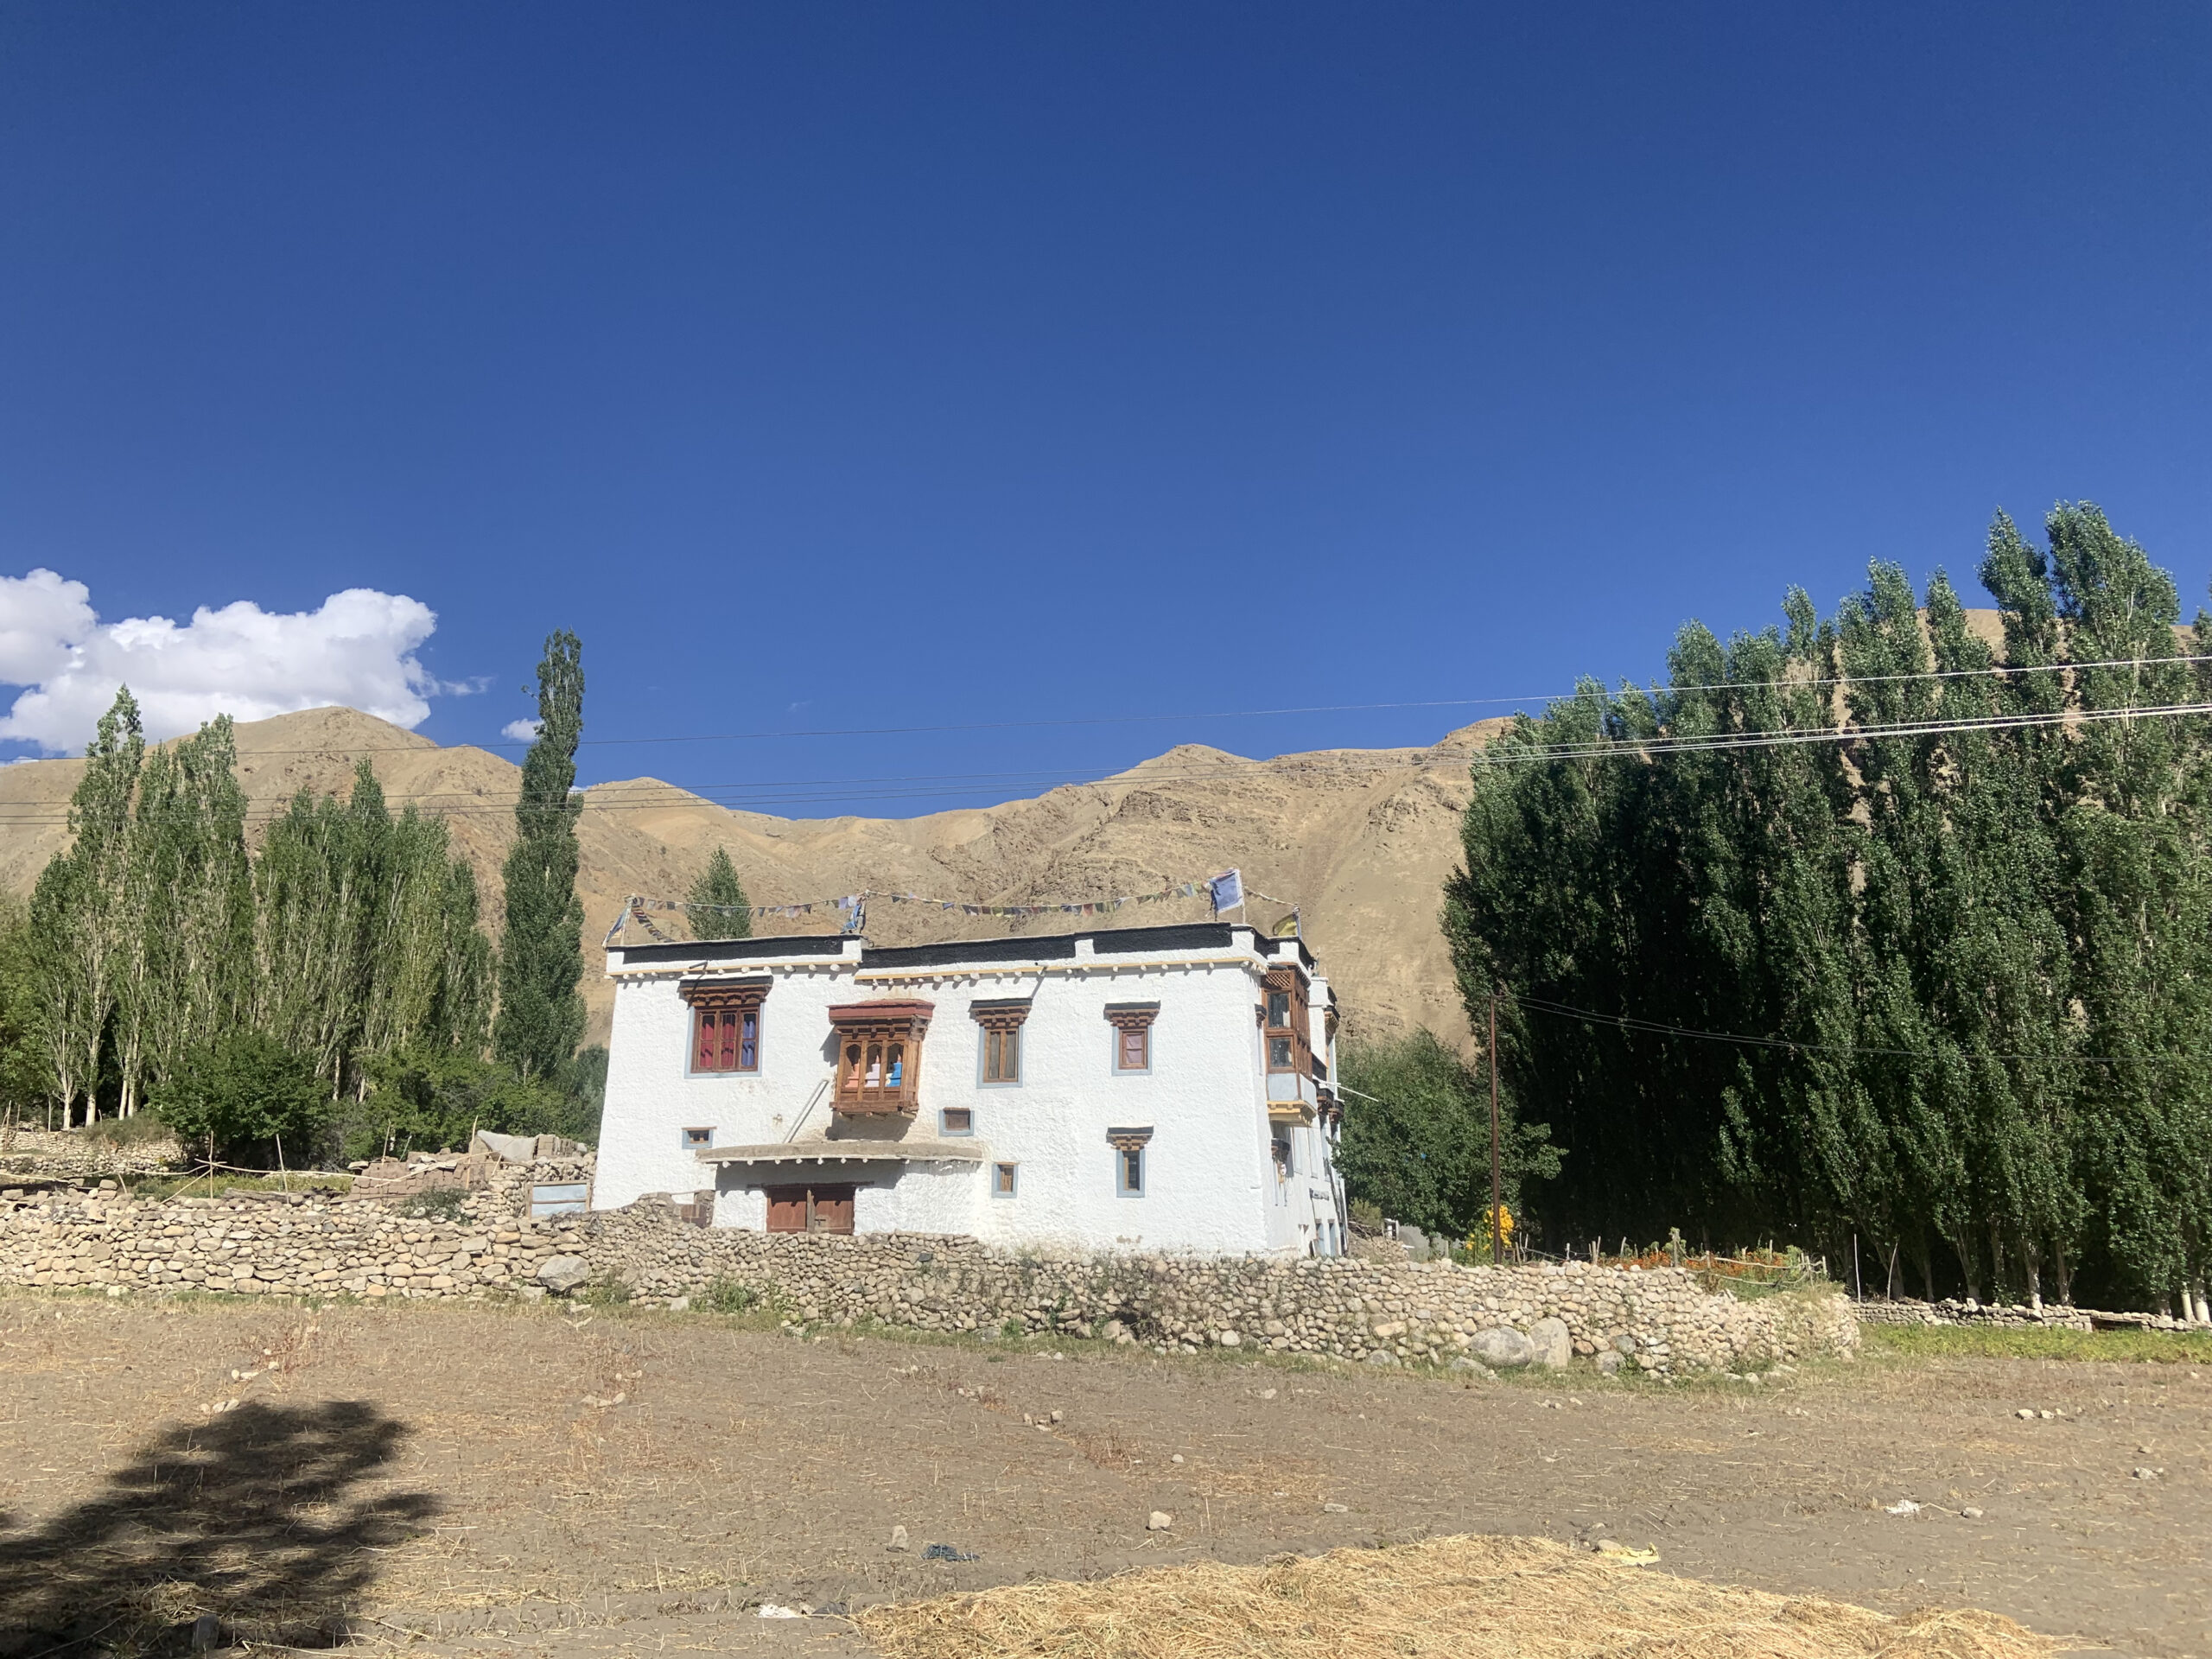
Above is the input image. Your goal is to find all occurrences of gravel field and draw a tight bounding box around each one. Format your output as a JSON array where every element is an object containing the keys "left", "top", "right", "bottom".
[{"left": 0, "top": 1295, "right": 2202, "bottom": 1658}]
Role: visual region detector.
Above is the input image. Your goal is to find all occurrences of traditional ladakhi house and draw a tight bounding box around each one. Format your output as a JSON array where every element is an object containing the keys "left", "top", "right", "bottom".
[{"left": 594, "top": 921, "right": 1349, "bottom": 1256}]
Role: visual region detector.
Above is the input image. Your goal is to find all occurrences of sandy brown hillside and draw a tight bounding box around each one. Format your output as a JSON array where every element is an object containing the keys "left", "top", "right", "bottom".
[{"left": 0, "top": 706, "right": 1502, "bottom": 1048}]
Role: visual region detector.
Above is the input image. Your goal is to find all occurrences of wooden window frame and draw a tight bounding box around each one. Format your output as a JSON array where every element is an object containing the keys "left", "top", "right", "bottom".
[
  {"left": 992, "top": 1161, "right": 1019, "bottom": 1198},
  {"left": 939, "top": 1105, "right": 975, "bottom": 1137},
  {"left": 829, "top": 1000, "right": 934, "bottom": 1116},
  {"left": 683, "top": 978, "right": 771, "bottom": 1076},
  {"left": 1108, "top": 1126, "right": 1152, "bottom": 1196},
  {"left": 1105, "top": 1003, "right": 1159, "bottom": 1074},
  {"left": 1262, "top": 968, "right": 1313, "bottom": 1076},
  {"left": 972, "top": 999, "right": 1030, "bottom": 1085}
]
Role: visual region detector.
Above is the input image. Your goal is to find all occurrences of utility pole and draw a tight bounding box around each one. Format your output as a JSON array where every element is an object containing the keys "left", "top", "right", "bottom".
[{"left": 1490, "top": 988, "right": 1503, "bottom": 1265}]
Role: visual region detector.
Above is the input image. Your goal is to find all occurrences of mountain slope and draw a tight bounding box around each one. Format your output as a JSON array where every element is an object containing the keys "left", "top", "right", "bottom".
[{"left": 0, "top": 706, "right": 1498, "bottom": 1047}]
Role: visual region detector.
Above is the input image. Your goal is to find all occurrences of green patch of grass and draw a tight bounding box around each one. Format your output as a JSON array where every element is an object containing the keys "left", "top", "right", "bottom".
[{"left": 1863, "top": 1320, "right": 2212, "bottom": 1365}]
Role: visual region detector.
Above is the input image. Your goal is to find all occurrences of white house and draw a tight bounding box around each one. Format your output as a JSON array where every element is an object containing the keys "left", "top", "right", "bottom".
[{"left": 595, "top": 921, "right": 1350, "bottom": 1256}]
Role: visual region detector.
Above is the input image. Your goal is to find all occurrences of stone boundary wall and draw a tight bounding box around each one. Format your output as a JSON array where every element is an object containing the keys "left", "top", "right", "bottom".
[
  {"left": 588, "top": 1204, "right": 1857, "bottom": 1375},
  {"left": 0, "top": 1126, "right": 181, "bottom": 1180},
  {"left": 0, "top": 1189, "right": 1859, "bottom": 1376},
  {"left": 1855, "top": 1296, "right": 2208, "bottom": 1333},
  {"left": 0, "top": 1168, "right": 598, "bottom": 1301}
]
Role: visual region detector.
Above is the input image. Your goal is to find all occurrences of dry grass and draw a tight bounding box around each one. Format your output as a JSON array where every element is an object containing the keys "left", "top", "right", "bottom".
[{"left": 856, "top": 1535, "right": 2057, "bottom": 1659}]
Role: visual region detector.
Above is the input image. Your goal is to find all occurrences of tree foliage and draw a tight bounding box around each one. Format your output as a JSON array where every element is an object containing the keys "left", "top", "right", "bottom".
[
  {"left": 686, "top": 846, "right": 752, "bottom": 940},
  {"left": 22, "top": 696, "right": 499, "bottom": 1141},
  {"left": 493, "top": 631, "right": 587, "bottom": 1081},
  {"left": 1336, "top": 1027, "right": 1559, "bottom": 1239},
  {"left": 1446, "top": 505, "right": 2212, "bottom": 1313},
  {"left": 154, "top": 1031, "right": 331, "bottom": 1168}
]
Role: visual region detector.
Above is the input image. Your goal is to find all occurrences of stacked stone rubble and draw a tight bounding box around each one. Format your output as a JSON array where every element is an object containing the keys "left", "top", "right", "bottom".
[
  {"left": 0, "top": 1187, "right": 1858, "bottom": 1374},
  {"left": 582, "top": 1203, "right": 1856, "bottom": 1374}
]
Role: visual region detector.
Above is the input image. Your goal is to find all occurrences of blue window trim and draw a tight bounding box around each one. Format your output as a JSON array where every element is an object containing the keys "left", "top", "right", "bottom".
[
  {"left": 939, "top": 1106, "right": 976, "bottom": 1138},
  {"left": 991, "top": 1161, "right": 1019, "bottom": 1198},
  {"left": 1116, "top": 1144, "right": 1146, "bottom": 1197}
]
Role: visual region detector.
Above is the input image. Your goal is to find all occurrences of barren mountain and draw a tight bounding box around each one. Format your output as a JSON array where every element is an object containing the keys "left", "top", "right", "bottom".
[{"left": 0, "top": 706, "right": 1502, "bottom": 1048}]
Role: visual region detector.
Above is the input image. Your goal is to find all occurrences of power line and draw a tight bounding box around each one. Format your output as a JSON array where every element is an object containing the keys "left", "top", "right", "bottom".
[
  {"left": 20, "top": 647, "right": 2209, "bottom": 760},
  {"left": 1505, "top": 990, "right": 2201, "bottom": 1067},
  {"left": 3, "top": 697, "right": 2209, "bottom": 827}
]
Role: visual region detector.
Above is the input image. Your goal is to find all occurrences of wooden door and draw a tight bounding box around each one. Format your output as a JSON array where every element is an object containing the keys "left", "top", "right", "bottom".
[
  {"left": 764, "top": 1184, "right": 855, "bottom": 1234},
  {"left": 809, "top": 1185, "right": 855, "bottom": 1234}
]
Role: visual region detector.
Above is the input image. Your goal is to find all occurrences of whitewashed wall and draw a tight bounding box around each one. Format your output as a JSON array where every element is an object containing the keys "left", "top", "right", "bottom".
[{"left": 596, "top": 927, "right": 1344, "bottom": 1257}]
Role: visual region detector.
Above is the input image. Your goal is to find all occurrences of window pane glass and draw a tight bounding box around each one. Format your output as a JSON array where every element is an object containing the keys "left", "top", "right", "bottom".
[
  {"left": 1004, "top": 1027, "right": 1020, "bottom": 1080},
  {"left": 696, "top": 1012, "right": 717, "bottom": 1071},
  {"left": 719, "top": 1012, "right": 738, "bottom": 1071},
  {"left": 1267, "top": 991, "right": 1290, "bottom": 1027},
  {"left": 740, "top": 1010, "right": 759, "bottom": 1070},
  {"left": 1269, "top": 1036, "right": 1293, "bottom": 1068},
  {"left": 1120, "top": 1028, "right": 1145, "bottom": 1069}
]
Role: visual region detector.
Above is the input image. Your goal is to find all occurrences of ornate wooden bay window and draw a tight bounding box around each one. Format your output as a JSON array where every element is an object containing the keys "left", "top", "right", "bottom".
[
  {"left": 1262, "top": 967, "right": 1313, "bottom": 1076},
  {"left": 830, "top": 1000, "right": 934, "bottom": 1115},
  {"left": 683, "top": 977, "right": 770, "bottom": 1074}
]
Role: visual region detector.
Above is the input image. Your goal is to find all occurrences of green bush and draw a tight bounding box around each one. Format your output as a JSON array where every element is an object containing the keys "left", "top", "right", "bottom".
[
  {"left": 153, "top": 1033, "right": 332, "bottom": 1169},
  {"left": 347, "top": 1048, "right": 597, "bottom": 1162},
  {"left": 83, "top": 1109, "right": 179, "bottom": 1149},
  {"left": 580, "top": 1274, "right": 633, "bottom": 1308},
  {"left": 701, "top": 1276, "right": 756, "bottom": 1313}
]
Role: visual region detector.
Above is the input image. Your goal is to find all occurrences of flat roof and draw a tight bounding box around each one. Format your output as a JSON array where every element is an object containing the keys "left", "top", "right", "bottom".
[{"left": 615, "top": 920, "right": 1321, "bottom": 973}]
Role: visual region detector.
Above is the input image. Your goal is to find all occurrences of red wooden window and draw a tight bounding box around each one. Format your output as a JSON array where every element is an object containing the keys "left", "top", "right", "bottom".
[
  {"left": 681, "top": 978, "right": 770, "bottom": 1074},
  {"left": 1105, "top": 1003, "right": 1158, "bottom": 1072}
]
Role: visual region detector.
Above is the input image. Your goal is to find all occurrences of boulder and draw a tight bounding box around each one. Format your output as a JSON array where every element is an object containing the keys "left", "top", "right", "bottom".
[
  {"left": 1446, "top": 1357, "right": 1496, "bottom": 1378},
  {"left": 1529, "top": 1316, "right": 1572, "bottom": 1369},
  {"left": 537, "top": 1255, "right": 590, "bottom": 1294},
  {"left": 1467, "top": 1326, "right": 1535, "bottom": 1370},
  {"left": 1595, "top": 1350, "right": 1624, "bottom": 1376}
]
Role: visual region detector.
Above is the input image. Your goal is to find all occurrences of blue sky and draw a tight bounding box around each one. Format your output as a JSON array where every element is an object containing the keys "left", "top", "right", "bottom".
[{"left": 1, "top": 4, "right": 2206, "bottom": 815}]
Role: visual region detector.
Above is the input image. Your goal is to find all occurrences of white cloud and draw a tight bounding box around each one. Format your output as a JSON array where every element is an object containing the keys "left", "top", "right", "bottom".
[
  {"left": 501, "top": 719, "right": 542, "bottom": 741},
  {"left": 0, "top": 569, "right": 448, "bottom": 753}
]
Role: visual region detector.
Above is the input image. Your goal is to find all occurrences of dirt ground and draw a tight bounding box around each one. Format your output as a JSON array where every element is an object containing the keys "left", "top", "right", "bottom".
[{"left": 0, "top": 1295, "right": 2203, "bottom": 1659}]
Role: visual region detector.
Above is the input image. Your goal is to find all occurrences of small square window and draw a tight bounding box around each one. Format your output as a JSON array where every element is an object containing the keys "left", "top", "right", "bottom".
[
  {"left": 1116, "top": 1145, "right": 1145, "bottom": 1196},
  {"left": 940, "top": 1106, "right": 974, "bottom": 1137},
  {"left": 992, "top": 1161, "right": 1019, "bottom": 1198},
  {"left": 1118, "top": 1026, "right": 1147, "bottom": 1071},
  {"left": 682, "top": 1127, "right": 713, "bottom": 1149}
]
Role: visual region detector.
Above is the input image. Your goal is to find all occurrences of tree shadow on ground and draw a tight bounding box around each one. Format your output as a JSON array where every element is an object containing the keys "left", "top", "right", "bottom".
[{"left": 0, "top": 1399, "right": 438, "bottom": 1658}]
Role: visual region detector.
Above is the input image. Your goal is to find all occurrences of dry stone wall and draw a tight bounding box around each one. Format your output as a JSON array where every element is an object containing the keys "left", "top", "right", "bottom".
[
  {"left": 0, "top": 1187, "right": 1859, "bottom": 1376},
  {"left": 588, "top": 1203, "right": 1858, "bottom": 1375},
  {"left": 0, "top": 1160, "right": 597, "bottom": 1301}
]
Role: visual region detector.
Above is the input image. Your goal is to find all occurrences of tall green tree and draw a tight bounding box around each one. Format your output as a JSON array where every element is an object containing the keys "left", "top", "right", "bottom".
[
  {"left": 686, "top": 846, "right": 752, "bottom": 940},
  {"left": 1446, "top": 504, "right": 2212, "bottom": 1313},
  {"left": 1337, "top": 1027, "right": 1558, "bottom": 1239},
  {"left": 494, "top": 631, "right": 587, "bottom": 1081},
  {"left": 29, "top": 689, "right": 145, "bottom": 1125}
]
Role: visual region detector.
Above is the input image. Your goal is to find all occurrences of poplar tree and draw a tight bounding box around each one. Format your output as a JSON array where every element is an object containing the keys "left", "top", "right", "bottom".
[
  {"left": 1446, "top": 505, "right": 2212, "bottom": 1313},
  {"left": 29, "top": 689, "right": 144, "bottom": 1125},
  {"left": 493, "top": 631, "right": 587, "bottom": 1082},
  {"left": 686, "top": 846, "right": 752, "bottom": 940}
]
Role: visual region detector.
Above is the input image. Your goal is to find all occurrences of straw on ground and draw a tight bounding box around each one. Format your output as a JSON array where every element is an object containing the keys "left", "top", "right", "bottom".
[{"left": 858, "top": 1534, "right": 2056, "bottom": 1659}]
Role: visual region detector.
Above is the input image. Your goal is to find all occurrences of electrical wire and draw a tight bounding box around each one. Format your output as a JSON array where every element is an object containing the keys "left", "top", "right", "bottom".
[
  {"left": 31, "top": 647, "right": 2211, "bottom": 759},
  {"left": 1504, "top": 989, "right": 2202, "bottom": 1067}
]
